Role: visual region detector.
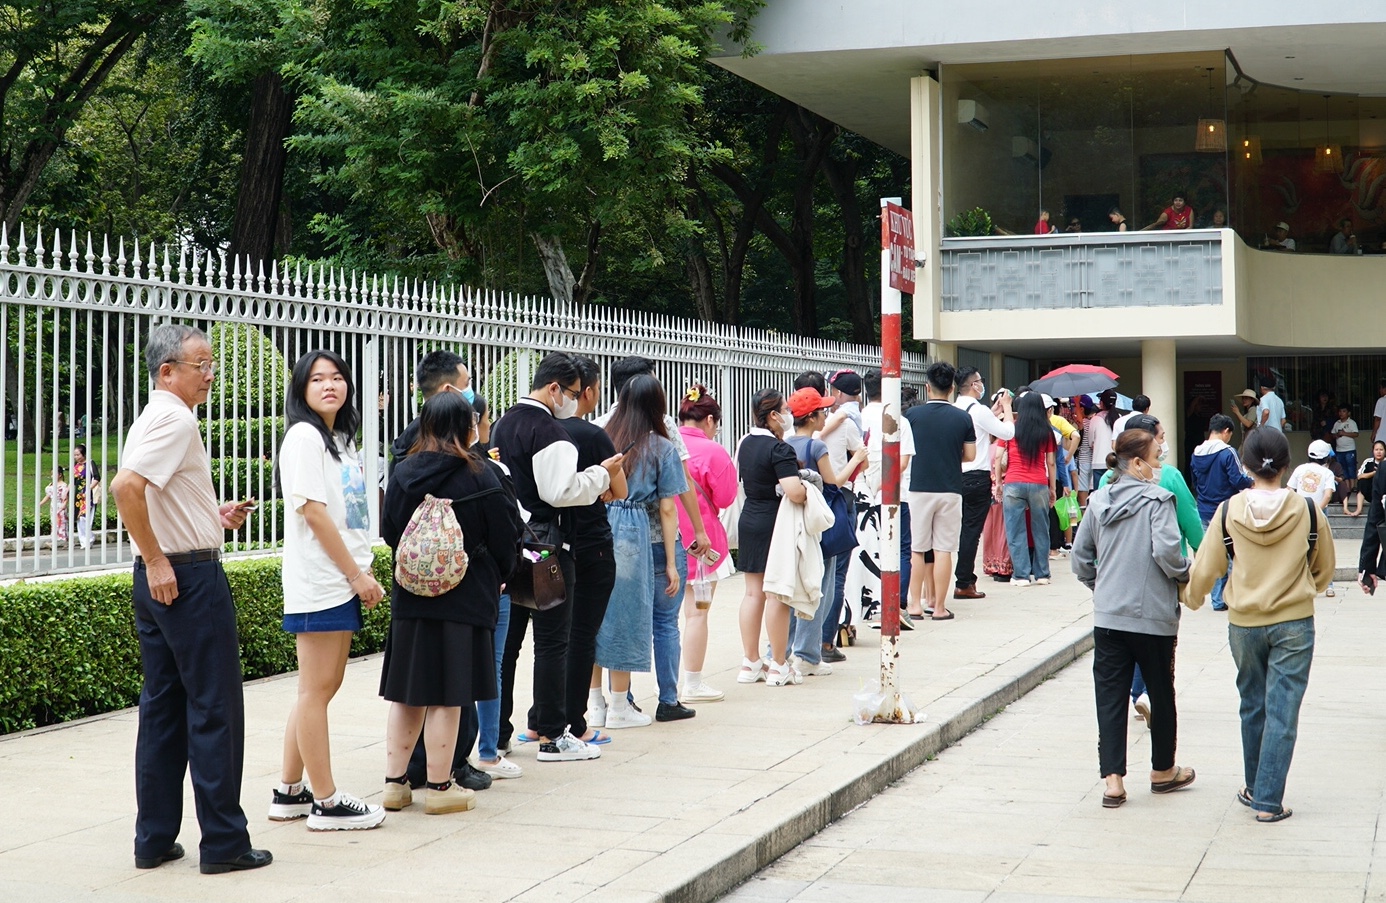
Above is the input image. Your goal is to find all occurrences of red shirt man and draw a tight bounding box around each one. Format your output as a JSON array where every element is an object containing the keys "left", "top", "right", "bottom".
[{"left": 1144, "top": 195, "right": 1194, "bottom": 231}]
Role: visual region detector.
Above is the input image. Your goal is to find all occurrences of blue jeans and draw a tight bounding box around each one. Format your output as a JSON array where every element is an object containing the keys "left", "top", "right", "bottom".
[
  {"left": 649, "top": 543, "right": 687, "bottom": 706},
  {"left": 899, "top": 501, "right": 912, "bottom": 607},
  {"left": 1131, "top": 665, "right": 1146, "bottom": 703},
  {"left": 792, "top": 554, "right": 836, "bottom": 664},
  {"left": 1002, "top": 483, "right": 1052, "bottom": 581},
  {"left": 821, "top": 547, "right": 852, "bottom": 646},
  {"left": 476, "top": 594, "right": 511, "bottom": 761},
  {"left": 1228, "top": 617, "right": 1315, "bottom": 814},
  {"left": 1201, "top": 517, "right": 1232, "bottom": 610}
]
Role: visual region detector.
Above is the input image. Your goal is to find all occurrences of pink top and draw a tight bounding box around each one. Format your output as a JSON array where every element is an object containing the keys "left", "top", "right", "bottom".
[{"left": 677, "top": 425, "right": 738, "bottom": 574}]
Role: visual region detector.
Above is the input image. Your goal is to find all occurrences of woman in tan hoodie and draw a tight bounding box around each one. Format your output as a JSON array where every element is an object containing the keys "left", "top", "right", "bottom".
[{"left": 1186, "top": 428, "right": 1335, "bottom": 823}]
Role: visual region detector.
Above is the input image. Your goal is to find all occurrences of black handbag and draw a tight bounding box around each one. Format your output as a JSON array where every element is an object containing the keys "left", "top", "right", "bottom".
[{"left": 509, "top": 522, "right": 568, "bottom": 611}]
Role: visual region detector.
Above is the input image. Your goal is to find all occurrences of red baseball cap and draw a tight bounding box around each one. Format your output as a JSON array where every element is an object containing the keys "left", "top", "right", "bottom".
[{"left": 787, "top": 387, "right": 836, "bottom": 419}]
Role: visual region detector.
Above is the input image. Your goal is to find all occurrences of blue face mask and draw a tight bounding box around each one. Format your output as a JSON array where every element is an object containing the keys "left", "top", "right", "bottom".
[{"left": 461, "top": 386, "right": 475, "bottom": 404}]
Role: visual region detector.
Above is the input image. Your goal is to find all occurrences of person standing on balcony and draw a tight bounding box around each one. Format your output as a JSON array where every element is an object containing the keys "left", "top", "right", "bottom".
[
  {"left": 1108, "top": 208, "right": 1128, "bottom": 232},
  {"left": 1142, "top": 193, "right": 1194, "bottom": 230},
  {"left": 952, "top": 367, "right": 1013, "bottom": 600},
  {"left": 110, "top": 323, "right": 270, "bottom": 873},
  {"left": 1034, "top": 210, "right": 1057, "bottom": 234},
  {"left": 272, "top": 349, "right": 386, "bottom": 832}
]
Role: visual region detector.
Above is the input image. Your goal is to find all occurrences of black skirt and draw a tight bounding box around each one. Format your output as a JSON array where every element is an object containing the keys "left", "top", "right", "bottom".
[
  {"left": 379, "top": 618, "right": 496, "bottom": 708},
  {"left": 737, "top": 498, "right": 779, "bottom": 574}
]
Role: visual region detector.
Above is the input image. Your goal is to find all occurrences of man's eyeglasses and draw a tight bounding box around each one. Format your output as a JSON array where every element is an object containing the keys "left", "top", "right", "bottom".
[
  {"left": 559, "top": 386, "right": 582, "bottom": 401},
  {"left": 171, "top": 359, "right": 216, "bottom": 375}
]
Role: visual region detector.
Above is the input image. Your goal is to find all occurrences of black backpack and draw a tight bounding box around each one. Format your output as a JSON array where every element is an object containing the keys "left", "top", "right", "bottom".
[{"left": 1219, "top": 495, "right": 1318, "bottom": 564}]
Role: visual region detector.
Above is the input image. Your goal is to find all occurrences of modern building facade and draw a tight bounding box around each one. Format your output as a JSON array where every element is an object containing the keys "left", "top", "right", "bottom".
[{"left": 714, "top": 4, "right": 1386, "bottom": 462}]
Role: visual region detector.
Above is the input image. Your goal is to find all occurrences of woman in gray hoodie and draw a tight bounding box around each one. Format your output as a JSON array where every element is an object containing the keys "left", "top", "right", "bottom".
[{"left": 1072, "top": 429, "right": 1196, "bottom": 808}]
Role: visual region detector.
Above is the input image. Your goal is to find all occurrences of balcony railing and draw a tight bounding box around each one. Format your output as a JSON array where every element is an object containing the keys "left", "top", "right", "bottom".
[{"left": 940, "top": 229, "right": 1225, "bottom": 312}]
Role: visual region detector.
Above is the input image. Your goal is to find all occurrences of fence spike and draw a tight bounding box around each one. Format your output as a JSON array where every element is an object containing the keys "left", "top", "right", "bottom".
[
  {"left": 232, "top": 254, "right": 242, "bottom": 290},
  {"left": 0, "top": 222, "right": 7, "bottom": 263},
  {"left": 84, "top": 231, "right": 95, "bottom": 273},
  {"left": 35, "top": 225, "right": 46, "bottom": 266},
  {"left": 15, "top": 222, "right": 25, "bottom": 266},
  {"left": 205, "top": 248, "right": 216, "bottom": 286},
  {"left": 294, "top": 260, "right": 303, "bottom": 297},
  {"left": 176, "top": 242, "right": 187, "bottom": 284},
  {"left": 256, "top": 258, "right": 266, "bottom": 294},
  {"left": 65, "top": 227, "right": 77, "bottom": 271},
  {"left": 100, "top": 234, "right": 111, "bottom": 275},
  {"left": 160, "top": 242, "right": 170, "bottom": 282}
]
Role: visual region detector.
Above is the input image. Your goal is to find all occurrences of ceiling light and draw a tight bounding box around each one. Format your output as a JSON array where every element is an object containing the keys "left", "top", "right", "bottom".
[
  {"left": 1195, "top": 67, "right": 1227, "bottom": 153},
  {"left": 1315, "top": 95, "right": 1343, "bottom": 174}
]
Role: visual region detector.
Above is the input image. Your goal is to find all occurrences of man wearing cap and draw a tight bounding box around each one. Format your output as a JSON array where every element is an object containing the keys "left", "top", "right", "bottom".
[
  {"left": 1256, "top": 374, "right": 1286, "bottom": 433},
  {"left": 1263, "top": 222, "right": 1296, "bottom": 251},
  {"left": 1143, "top": 193, "right": 1194, "bottom": 230},
  {"left": 952, "top": 367, "right": 1012, "bottom": 599},
  {"left": 904, "top": 362, "right": 976, "bottom": 620}
]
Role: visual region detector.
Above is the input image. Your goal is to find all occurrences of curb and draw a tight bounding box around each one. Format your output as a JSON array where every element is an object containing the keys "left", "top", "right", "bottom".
[{"left": 655, "top": 622, "right": 1095, "bottom": 903}]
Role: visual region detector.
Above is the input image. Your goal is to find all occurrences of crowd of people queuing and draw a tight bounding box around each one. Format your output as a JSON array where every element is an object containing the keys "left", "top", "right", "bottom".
[{"left": 112, "top": 323, "right": 1365, "bottom": 875}]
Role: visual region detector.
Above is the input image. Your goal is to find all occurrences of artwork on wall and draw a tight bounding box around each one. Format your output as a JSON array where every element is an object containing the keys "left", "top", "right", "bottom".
[{"left": 1252, "top": 150, "right": 1386, "bottom": 249}]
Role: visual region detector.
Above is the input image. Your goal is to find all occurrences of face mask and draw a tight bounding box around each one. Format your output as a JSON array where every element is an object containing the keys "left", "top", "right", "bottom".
[
  {"left": 1158, "top": 441, "right": 1169, "bottom": 461},
  {"left": 461, "top": 386, "right": 475, "bottom": 404},
  {"left": 552, "top": 389, "right": 578, "bottom": 420},
  {"left": 776, "top": 411, "right": 793, "bottom": 432},
  {"left": 977, "top": 382, "right": 986, "bottom": 399},
  {"left": 1145, "top": 462, "right": 1163, "bottom": 484}
]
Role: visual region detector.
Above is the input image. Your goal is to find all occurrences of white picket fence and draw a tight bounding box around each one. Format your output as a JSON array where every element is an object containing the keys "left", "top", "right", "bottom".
[{"left": 0, "top": 223, "right": 929, "bottom": 577}]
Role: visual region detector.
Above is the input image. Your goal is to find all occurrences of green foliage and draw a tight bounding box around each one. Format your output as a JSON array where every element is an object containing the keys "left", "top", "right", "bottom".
[
  {"left": 200, "top": 416, "right": 285, "bottom": 458},
  {"left": 947, "top": 207, "right": 994, "bottom": 238},
  {"left": 206, "top": 323, "right": 291, "bottom": 416},
  {"left": 0, "top": 547, "right": 393, "bottom": 734}
]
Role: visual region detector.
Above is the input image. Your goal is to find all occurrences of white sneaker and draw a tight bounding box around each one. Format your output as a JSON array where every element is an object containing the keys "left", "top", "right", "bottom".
[
  {"left": 478, "top": 756, "right": 523, "bottom": 779},
  {"left": 737, "top": 656, "right": 768, "bottom": 684},
  {"left": 605, "top": 705, "right": 653, "bottom": 729},
  {"left": 1013, "top": 578, "right": 1033, "bottom": 587},
  {"left": 680, "top": 681, "right": 725, "bottom": 702},
  {"left": 586, "top": 701, "right": 608, "bottom": 728},
  {"left": 1034, "top": 577, "right": 1051, "bottom": 586},
  {"left": 791, "top": 656, "right": 833, "bottom": 676},
  {"left": 765, "top": 660, "right": 803, "bottom": 687},
  {"left": 1134, "top": 694, "right": 1152, "bottom": 730},
  {"left": 537, "top": 729, "right": 601, "bottom": 762},
  {"left": 306, "top": 790, "right": 386, "bottom": 831}
]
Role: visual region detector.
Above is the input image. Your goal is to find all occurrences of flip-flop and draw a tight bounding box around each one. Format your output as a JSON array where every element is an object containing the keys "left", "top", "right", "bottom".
[
  {"left": 930, "top": 612, "right": 956, "bottom": 621},
  {"left": 1256, "top": 807, "right": 1293, "bottom": 823},
  {"left": 1151, "top": 766, "right": 1196, "bottom": 794},
  {"left": 580, "top": 730, "right": 612, "bottom": 746},
  {"left": 1236, "top": 787, "right": 1254, "bottom": 808},
  {"left": 1102, "top": 792, "right": 1127, "bottom": 809},
  {"left": 513, "top": 732, "right": 540, "bottom": 744}
]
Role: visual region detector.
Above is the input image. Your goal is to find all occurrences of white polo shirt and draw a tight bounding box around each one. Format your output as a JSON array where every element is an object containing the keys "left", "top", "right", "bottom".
[{"left": 119, "top": 390, "right": 223, "bottom": 556}]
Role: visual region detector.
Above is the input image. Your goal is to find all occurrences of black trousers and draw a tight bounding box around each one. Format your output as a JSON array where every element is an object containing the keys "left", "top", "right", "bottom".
[
  {"left": 500, "top": 549, "right": 576, "bottom": 745},
  {"left": 954, "top": 471, "right": 993, "bottom": 589},
  {"left": 1093, "top": 627, "right": 1178, "bottom": 778},
  {"left": 132, "top": 559, "right": 251, "bottom": 863},
  {"left": 565, "top": 545, "right": 617, "bottom": 735}
]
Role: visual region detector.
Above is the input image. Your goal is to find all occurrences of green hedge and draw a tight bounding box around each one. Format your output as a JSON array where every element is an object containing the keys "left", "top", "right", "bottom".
[
  {"left": 0, "top": 547, "right": 392, "bottom": 734},
  {"left": 199, "top": 417, "right": 285, "bottom": 458}
]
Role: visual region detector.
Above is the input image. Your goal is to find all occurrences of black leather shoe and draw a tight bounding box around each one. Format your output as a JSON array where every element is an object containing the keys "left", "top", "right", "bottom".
[
  {"left": 455, "top": 760, "right": 493, "bottom": 791},
  {"left": 200, "top": 848, "right": 273, "bottom": 875},
  {"left": 655, "top": 702, "right": 696, "bottom": 722},
  {"left": 135, "top": 842, "right": 184, "bottom": 870},
  {"left": 821, "top": 644, "right": 847, "bottom": 664}
]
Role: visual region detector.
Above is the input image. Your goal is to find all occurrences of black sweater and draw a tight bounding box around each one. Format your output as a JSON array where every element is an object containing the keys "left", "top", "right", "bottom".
[{"left": 382, "top": 451, "right": 521, "bottom": 626}]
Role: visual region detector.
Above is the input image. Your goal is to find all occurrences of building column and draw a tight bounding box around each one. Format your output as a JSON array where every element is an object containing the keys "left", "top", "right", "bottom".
[
  {"left": 909, "top": 74, "right": 941, "bottom": 343},
  {"left": 989, "top": 351, "right": 1005, "bottom": 397},
  {"left": 1142, "top": 339, "right": 1178, "bottom": 466}
]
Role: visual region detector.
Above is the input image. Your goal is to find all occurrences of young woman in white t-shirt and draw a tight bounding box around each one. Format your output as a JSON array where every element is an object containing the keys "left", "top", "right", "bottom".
[{"left": 269, "top": 350, "right": 387, "bottom": 831}]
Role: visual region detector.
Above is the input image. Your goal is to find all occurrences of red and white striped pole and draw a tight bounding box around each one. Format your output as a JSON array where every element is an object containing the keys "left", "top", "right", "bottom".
[{"left": 875, "top": 197, "right": 911, "bottom": 722}]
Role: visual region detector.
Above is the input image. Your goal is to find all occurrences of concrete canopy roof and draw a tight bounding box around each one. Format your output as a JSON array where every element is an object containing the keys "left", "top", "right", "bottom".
[{"left": 711, "top": 3, "right": 1386, "bottom": 157}]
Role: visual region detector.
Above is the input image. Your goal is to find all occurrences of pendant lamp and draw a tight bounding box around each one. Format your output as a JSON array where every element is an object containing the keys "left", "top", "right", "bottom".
[
  {"left": 1195, "top": 67, "right": 1227, "bottom": 153},
  {"left": 1314, "top": 95, "right": 1343, "bottom": 174}
]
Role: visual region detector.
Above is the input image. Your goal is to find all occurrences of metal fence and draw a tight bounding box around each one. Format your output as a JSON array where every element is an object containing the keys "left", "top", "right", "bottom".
[
  {"left": 940, "top": 230, "right": 1225, "bottom": 311},
  {"left": 0, "top": 223, "right": 928, "bottom": 577}
]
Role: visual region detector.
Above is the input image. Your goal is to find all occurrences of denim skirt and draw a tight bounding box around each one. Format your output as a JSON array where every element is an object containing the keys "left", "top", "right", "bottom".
[
  {"left": 282, "top": 595, "right": 363, "bottom": 633},
  {"left": 595, "top": 501, "right": 654, "bottom": 672}
]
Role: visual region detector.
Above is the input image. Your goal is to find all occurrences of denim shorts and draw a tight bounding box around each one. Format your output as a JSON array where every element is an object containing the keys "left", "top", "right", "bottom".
[{"left": 282, "top": 596, "right": 363, "bottom": 634}]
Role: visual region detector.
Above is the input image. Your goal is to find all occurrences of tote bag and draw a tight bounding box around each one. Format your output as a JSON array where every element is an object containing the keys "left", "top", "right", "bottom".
[{"left": 981, "top": 500, "right": 1013, "bottom": 576}]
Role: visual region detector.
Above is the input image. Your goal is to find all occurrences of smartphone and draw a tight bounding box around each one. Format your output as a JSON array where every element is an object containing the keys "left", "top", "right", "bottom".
[
  {"left": 688, "top": 545, "right": 721, "bottom": 565},
  {"left": 238, "top": 498, "right": 258, "bottom": 511},
  {"left": 621, "top": 430, "right": 652, "bottom": 456}
]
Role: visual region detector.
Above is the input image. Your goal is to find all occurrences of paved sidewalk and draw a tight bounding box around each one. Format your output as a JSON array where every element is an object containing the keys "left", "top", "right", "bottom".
[
  {"left": 5, "top": 556, "right": 1333, "bottom": 903},
  {"left": 723, "top": 581, "right": 1386, "bottom": 903}
]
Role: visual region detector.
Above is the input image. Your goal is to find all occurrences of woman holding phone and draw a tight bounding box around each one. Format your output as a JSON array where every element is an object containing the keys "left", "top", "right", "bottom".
[
  {"left": 589, "top": 375, "right": 687, "bottom": 728},
  {"left": 269, "top": 350, "right": 387, "bottom": 831}
]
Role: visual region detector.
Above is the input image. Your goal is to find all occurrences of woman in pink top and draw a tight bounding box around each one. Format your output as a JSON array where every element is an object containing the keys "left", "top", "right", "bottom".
[{"left": 676, "top": 384, "right": 738, "bottom": 703}]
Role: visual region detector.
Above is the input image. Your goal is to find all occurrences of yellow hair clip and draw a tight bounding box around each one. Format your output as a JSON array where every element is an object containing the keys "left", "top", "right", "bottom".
[{"left": 687, "top": 386, "right": 701, "bottom": 402}]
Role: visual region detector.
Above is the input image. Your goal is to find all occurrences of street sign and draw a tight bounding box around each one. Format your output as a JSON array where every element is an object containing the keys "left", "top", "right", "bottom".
[{"left": 881, "top": 201, "right": 915, "bottom": 294}]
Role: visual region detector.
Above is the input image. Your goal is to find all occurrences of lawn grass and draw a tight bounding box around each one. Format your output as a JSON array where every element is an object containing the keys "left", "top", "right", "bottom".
[{"left": 0, "top": 436, "right": 121, "bottom": 529}]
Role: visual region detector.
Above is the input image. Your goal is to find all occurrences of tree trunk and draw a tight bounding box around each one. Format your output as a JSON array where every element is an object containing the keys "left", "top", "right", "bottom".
[
  {"left": 821, "top": 155, "right": 875, "bottom": 342},
  {"left": 531, "top": 232, "right": 576, "bottom": 304},
  {"left": 229, "top": 72, "right": 295, "bottom": 269},
  {"left": 685, "top": 236, "right": 717, "bottom": 321}
]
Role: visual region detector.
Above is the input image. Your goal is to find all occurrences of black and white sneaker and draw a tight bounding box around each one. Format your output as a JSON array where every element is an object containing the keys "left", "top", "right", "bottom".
[
  {"left": 268, "top": 786, "right": 314, "bottom": 821},
  {"left": 306, "top": 790, "right": 386, "bottom": 831},
  {"left": 536, "top": 729, "right": 601, "bottom": 762}
]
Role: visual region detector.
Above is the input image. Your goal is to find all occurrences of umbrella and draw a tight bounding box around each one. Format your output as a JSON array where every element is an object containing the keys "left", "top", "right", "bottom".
[{"left": 1028, "top": 364, "right": 1119, "bottom": 398}]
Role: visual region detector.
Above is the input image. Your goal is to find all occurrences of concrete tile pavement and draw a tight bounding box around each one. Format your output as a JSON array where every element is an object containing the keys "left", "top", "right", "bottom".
[
  {"left": 722, "top": 574, "right": 1386, "bottom": 903},
  {"left": 1, "top": 561, "right": 1106, "bottom": 902}
]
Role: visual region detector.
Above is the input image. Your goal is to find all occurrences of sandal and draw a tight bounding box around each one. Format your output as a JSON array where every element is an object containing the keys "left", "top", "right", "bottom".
[
  {"left": 1256, "top": 806, "right": 1293, "bottom": 823},
  {"left": 1236, "top": 787, "right": 1254, "bottom": 808},
  {"left": 1150, "top": 766, "right": 1196, "bottom": 794},
  {"left": 1101, "top": 792, "right": 1127, "bottom": 809}
]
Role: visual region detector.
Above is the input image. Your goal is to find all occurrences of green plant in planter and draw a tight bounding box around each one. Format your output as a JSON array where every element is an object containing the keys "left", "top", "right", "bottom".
[{"left": 947, "top": 208, "right": 994, "bottom": 237}]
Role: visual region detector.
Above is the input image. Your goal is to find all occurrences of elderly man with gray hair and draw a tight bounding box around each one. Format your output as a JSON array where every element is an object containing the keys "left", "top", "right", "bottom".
[{"left": 110, "top": 323, "right": 271, "bottom": 875}]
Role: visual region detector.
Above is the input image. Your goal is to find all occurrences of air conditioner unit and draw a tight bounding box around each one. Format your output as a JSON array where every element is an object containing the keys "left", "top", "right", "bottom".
[
  {"left": 1011, "top": 136, "right": 1053, "bottom": 169},
  {"left": 957, "top": 100, "right": 989, "bottom": 132}
]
